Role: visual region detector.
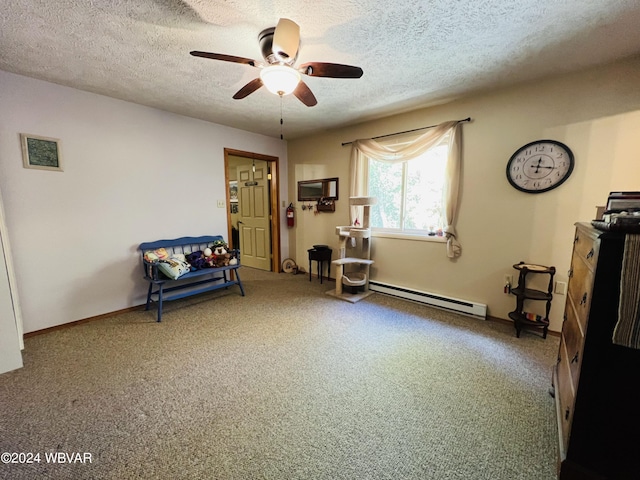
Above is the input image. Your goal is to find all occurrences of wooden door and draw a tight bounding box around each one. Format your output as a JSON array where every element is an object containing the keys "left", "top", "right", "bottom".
[{"left": 237, "top": 160, "right": 271, "bottom": 271}]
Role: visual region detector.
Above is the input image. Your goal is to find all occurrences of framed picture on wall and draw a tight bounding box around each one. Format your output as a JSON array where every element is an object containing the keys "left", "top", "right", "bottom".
[
  {"left": 20, "top": 133, "right": 63, "bottom": 172},
  {"left": 229, "top": 181, "right": 238, "bottom": 202}
]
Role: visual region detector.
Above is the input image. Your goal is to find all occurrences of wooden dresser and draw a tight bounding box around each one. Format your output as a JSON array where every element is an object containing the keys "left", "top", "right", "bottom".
[{"left": 552, "top": 222, "right": 640, "bottom": 479}]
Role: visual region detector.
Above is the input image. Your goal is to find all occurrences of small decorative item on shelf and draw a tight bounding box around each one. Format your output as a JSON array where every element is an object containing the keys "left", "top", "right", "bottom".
[
  {"left": 509, "top": 262, "right": 555, "bottom": 338},
  {"left": 523, "top": 312, "right": 545, "bottom": 323}
]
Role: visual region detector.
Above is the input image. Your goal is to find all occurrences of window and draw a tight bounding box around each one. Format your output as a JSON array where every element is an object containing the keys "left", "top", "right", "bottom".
[
  {"left": 350, "top": 119, "right": 462, "bottom": 257},
  {"left": 367, "top": 138, "right": 449, "bottom": 237}
]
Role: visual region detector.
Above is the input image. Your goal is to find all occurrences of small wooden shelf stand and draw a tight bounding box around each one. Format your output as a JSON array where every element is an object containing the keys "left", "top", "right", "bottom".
[{"left": 508, "top": 262, "right": 555, "bottom": 338}]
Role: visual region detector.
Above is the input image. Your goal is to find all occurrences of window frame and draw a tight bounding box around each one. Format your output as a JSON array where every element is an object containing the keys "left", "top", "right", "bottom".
[{"left": 366, "top": 136, "right": 449, "bottom": 242}]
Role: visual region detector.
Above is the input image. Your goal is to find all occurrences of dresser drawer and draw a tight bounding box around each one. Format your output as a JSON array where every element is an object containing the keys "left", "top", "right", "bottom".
[
  {"left": 555, "top": 224, "right": 637, "bottom": 478},
  {"left": 568, "top": 253, "right": 594, "bottom": 330},
  {"left": 562, "top": 300, "right": 585, "bottom": 390},
  {"left": 556, "top": 336, "right": 575, "bottom": 452},
  {"left": 573, "top": 227, "right": 600, "bottom": 272}
]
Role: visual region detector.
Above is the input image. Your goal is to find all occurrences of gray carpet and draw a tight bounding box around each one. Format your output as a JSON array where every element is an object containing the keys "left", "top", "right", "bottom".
[{"left": 0, "top": 267, "right": 560, "bottom": 480}]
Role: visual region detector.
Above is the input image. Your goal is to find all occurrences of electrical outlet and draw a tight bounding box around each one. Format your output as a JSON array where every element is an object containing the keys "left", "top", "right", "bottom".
[
  {"left": 217, "top": 200, "right": 225, "bottom": 208},
  {"left": 555, "top": 281, "right": 567, "bottom": 295}
]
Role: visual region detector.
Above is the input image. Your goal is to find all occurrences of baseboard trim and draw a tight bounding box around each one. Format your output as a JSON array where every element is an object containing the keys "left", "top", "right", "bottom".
[
  {"left": 24, "top": 305, "right": 145, "bottom": 338},
  {"left": 23, "top": 308, "right": 559, "bottom": 338}
]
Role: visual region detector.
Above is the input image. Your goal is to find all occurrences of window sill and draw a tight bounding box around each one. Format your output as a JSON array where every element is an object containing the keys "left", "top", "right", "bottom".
[{"left": 371, "top": 231, "right": 446, "bottom": 243}]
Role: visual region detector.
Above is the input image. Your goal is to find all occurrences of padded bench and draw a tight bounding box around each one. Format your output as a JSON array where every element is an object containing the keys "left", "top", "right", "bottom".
[{"left": 139, "top": 235, "right": 244, "bottom": 322}]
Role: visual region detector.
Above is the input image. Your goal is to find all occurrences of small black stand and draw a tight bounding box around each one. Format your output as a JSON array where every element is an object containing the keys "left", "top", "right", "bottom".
[
  {"left": 509, "top": 262, "right": 555, "bottom": 338},
  {"left": 307, "top": 248, "right": 332, "bottom": 283}
]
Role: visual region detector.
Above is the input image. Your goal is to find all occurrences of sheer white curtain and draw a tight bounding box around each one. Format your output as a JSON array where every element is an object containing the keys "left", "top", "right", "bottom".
[{"left": 349, "top": 120, "right": 462, "bottom": 258}]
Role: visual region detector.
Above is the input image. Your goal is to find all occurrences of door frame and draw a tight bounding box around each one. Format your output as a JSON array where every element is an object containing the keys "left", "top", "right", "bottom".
[{"left": 224, "top": 148, "right": 281, "bottom": 273}]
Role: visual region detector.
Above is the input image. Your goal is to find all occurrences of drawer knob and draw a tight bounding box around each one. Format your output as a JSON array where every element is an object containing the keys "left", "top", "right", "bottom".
[
  {"left": 565, "top": 407, "right": 570, "bottom": 420},
  {"left": 571, "top": 352, "right": 579, "bottom": 364},
  {"left": 568, "top": 268, "right": 573, "bottom": 278},
  {"left": 580, "top": 292, "right": 588, "bottom": 305},
  {"left": 586, "top": 248, "right": 594, "bottom": 259},
  {"left": 574, "top": 235, "right": 579, "bottom": 244}
]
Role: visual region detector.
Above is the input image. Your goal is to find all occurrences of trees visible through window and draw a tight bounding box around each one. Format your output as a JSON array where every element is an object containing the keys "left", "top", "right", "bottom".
[
  {"left": 350, "top": 119, "right": 462, "bottom": 257},
  {"left": 368, "top": 141, "right": 448, "bottom": 236}
]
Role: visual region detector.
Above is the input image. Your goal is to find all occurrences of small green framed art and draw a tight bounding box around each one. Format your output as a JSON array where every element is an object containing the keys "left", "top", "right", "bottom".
[{"left": 21, "top": 133, "right": 63, "bottom": 171}]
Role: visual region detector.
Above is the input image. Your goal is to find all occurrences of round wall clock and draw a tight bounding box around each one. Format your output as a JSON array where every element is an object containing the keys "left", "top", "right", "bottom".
[{"left": 506, "top": 140, "right": 574, "bottom": 193}]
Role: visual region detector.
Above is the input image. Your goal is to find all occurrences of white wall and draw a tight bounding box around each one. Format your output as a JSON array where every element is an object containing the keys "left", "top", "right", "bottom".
[
  {"left": 288, "top": 56, "right": 640, "bottom": 333},
  {"left": 0, "top": 71, "right": 288, "bottom": 333}
]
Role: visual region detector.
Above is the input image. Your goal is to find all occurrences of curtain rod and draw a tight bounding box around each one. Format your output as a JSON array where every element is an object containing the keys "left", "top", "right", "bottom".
[{"left": 341, "top": 117, "right": 471, "bottom": 147}]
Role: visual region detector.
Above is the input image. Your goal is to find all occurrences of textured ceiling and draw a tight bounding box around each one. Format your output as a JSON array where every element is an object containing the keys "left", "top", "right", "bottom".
[{"left": 2, "top": 1, "right": 640, "bottom": 139}]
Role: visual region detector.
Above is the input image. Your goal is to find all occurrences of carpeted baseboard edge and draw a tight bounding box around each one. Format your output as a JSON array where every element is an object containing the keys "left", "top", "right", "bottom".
[
  {"left": 23, "top": 307, "right": 559, "bottom": 339},
  {"left": 23, "top": 305, "right": 146, "bottom": 338},
  {"left": 487, "top": 315, "right": 560, "bottom": 336}
]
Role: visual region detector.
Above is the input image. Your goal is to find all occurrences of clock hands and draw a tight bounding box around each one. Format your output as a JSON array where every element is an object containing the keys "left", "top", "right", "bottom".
[
  {"left": 533, "top": 157, "right": 542, "bottom": 173},
  {"left": 530, "top": 158, "right": 556, "bottom": 172}
]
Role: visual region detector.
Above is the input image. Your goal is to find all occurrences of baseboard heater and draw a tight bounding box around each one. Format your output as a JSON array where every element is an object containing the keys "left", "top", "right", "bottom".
[{"left": 368, "top": 281, "right": 487, "bottom": 319}]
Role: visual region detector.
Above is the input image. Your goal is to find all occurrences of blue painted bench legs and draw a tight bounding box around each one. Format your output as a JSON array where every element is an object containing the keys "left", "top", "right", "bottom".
[
  {"left": 145, "top": 270, "right": 245, "bottom": 322},
  {"left": 234, "top": 269, "right": 245, "bottom": 296},
  {"left": 145, "top": 282, "right": 153, "bottom": 311},
  {"left": 145, "top": 282, "right": 165, "bottom": 323}
]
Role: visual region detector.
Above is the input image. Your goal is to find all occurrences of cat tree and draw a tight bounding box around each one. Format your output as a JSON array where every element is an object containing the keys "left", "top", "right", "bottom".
[{"left": 327, "top": 196, "right": 376, "bottom": 303}]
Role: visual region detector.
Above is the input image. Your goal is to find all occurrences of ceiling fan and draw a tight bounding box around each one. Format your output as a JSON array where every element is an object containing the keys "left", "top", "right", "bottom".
[{"left": 190, "top": 18, "right": 363, "bottom": 107}]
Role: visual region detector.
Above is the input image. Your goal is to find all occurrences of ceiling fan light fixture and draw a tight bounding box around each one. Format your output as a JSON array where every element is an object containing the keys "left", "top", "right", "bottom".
[
  {"left": 259, "top": 65, "right": 301, "bottom": 96},
  {"left": 192, "top": 17, "right": 362, "bottom": 106}
]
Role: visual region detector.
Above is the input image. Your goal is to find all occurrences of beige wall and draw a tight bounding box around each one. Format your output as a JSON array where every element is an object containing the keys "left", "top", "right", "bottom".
[{"left": 287, "top": 55, "right": 640, "bottom": 332}]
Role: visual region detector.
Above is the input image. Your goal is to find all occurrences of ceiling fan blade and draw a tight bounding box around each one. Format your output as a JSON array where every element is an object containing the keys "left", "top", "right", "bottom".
[
  {"left": 190, "top": 51, "right": 261, "bottom": 67},
  {"left": 233, "top": 78, "right": 264, "bottom": 99},
  {"left": 299, "top": 62, "right": 363, "bottom": 79},
  {"left": 272, "top": 18, "right": 300, "bottom": 62},
  {"left": 293, "top": 81, "right": 317, "bottom": 107}
]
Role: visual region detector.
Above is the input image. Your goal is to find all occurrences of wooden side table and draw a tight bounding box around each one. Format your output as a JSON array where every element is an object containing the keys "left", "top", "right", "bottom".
[{"left": 308, "top": 248, "right": 332, "bottom": 283}]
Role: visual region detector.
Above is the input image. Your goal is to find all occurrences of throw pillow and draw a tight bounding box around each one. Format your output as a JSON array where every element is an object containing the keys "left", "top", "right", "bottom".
[{"left": 157, "top": 254, "right": 191, "bottom": 280}]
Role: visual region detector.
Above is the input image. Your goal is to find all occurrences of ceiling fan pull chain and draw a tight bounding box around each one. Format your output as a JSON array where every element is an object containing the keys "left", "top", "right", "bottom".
[{"left": 280, "top": 94, "right": 284, "bottom": 140}]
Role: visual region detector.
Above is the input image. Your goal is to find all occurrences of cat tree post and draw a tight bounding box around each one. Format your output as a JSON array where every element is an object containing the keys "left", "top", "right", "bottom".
[{"left": 328, "top": 196, "right": 376, "bottom": 303}]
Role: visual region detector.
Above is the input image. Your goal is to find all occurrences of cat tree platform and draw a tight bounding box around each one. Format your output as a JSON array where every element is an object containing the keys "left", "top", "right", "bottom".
[{"left": 326, "top": 257, "right": 375, "bottom": 303}]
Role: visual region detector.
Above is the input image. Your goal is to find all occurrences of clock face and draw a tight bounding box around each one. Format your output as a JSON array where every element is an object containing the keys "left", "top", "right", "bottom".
[{"left": 506, "top": 140, "right": 574, "bottom": 193}]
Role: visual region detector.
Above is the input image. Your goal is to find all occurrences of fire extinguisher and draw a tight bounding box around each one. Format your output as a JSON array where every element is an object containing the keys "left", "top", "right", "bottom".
[{"left": 286, "top": 203, "right": 295, "bottom": 227}]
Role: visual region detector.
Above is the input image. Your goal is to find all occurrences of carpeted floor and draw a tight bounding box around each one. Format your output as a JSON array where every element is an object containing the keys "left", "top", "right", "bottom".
[{"left": 0, "top": 267, "right": 560, "bottom": 479}]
